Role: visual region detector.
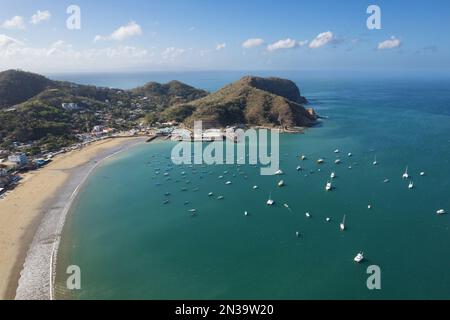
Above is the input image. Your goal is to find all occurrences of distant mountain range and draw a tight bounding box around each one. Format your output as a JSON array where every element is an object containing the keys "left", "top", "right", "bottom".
[{"left": 0, "top": 70, "right": 316, "bottom": 153}]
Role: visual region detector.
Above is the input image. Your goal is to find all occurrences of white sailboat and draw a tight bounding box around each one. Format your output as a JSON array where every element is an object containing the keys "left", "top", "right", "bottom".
[
  {"left": 267, "top": 192, "right": 274, "bottom": 206},
  {"left": 402, "top": 166, "right": 409, "bottom": 179},
  {"left": 340, "top": 214, "right": 346, "bottom": 231}
]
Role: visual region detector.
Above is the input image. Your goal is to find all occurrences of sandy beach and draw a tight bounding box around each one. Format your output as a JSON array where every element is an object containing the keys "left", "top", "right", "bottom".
[{"left": 0, "top": 136, "right": 146, "bottom": 300}]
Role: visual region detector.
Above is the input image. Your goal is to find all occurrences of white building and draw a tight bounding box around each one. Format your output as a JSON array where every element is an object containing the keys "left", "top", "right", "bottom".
[
  {"left": 61, "top": 103, "right": 80, "bottom": 111},
  {"left": 8, "top": 153, "right": 28, "bottom": 166}
]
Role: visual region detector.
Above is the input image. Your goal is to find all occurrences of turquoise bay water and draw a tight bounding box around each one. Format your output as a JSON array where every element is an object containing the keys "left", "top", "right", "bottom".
[{"left": 55, "top": 72, "right": 450, "bottom": 299}]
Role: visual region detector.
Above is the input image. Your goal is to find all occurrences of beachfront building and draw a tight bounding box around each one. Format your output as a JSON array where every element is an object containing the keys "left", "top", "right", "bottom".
[
  {"left": 171, "top": 129, "right": 192, "bottom": 141},
  {"left": 0, "top": 168, "right": 11, "bottom": 189},
  {"left": 8, "top": 153, "right": 28, "bottom": 167}
]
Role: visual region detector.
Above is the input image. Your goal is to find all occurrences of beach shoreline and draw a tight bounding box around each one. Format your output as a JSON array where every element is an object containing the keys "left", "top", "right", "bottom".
[{"left": 0, "top": 136, "right": 148, "bottom": 300}]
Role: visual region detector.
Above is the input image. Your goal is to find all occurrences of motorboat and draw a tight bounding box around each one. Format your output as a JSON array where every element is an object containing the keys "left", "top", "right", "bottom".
[{"left": 354, "top": 252, "right": 364, "bottom": 263}]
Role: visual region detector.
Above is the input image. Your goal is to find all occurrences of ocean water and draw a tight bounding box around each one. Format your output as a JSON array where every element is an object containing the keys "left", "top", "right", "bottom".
[{"left": 55, "top": 72, "right": 450, "bottom": 299}]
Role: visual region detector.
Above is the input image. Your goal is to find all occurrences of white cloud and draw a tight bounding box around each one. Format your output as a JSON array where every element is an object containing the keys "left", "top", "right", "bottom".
[
  {"left": 0, "top": 34, "right": 22, "bottom": 47},
  {"left": 1, "top": 16, "right": 26, "bottom": 30},
  {"left": 297, "top": 40, "right": 309, "bottom": 47},
  {"left": 94, "top": 21, "right": 143, "bottom": 42},
  {"left": 30, "top": 10, "right": 51, "bottom": 24},
  {"left": 378, "top": 36, "right": 401, "bottom": 50},
  {"left": 309, "top": 31, "right": 334, "bottom": 49},
  {"left": 161, "top": 47, "right": 185, "bottom": 60},
  {"left": 188, "top": 26, "right": 196, "bottom": 31},
  {"left": 267, "top": 38, "right": 297, "bottom": 52},
  {"left": 216, "top": 43, "right": 226, "bottom": 51},
  {"left": 242, "top": 38, "right": 264, "bottom": 49},
  {"left": 0, "top": 36, "right": 153, "bottom": 72}
]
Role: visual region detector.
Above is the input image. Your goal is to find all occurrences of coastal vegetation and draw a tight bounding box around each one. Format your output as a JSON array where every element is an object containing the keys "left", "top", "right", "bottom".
[{"left": 0, "top": 70, "right": 316, "bottom": 154}]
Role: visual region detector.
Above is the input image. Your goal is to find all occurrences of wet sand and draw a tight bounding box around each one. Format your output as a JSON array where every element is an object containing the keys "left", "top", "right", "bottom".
[{"left": 0, "top": 136, "right": 146, "bottom": 300}]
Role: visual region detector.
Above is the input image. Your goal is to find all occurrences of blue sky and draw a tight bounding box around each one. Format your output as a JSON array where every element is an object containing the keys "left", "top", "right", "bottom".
[{"left": 0, "top": 0, "right": 449, "bottom": 73}]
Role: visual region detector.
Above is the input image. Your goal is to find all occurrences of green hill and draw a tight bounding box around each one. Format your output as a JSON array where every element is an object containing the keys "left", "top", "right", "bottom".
[
  {"left": 0, "top": 70, "right": 54, "bottom": 109},
  {"left": 161, "top": 76, "right": 316, "bottom": 128}
]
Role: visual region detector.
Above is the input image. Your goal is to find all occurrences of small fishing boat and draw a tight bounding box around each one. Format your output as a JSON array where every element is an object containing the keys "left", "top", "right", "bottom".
[
  {"left": 208, "top": 192, "right": 214, "bottom": 197},
  {"left": 348, "top": 153, "right": 352, "bottom": 157},
  {"left": 253, "top": 185, "right": 259, "bottom": 190},
  {"left": 340, "top": 214, "right": 346, "bottom": 231},
  {"left": 330, "top": 172, "right": 336, "bottom": 179},
  {"left": 408, "top": 181, "right": 414, "bottom": 189},
  {"left": 437, "top": 209, "right": 446, "bottom": 215},
  {"left": 305, "top": 212, "right": 311, "bottom": 218},
  {"left": 296, "top": 166, "right": 302, "bottom": 171},
  {"left": 334, "top": 149, "right": 340, "bottom": 154},
  {"left": 278, "top": 180, "right": 285, "bottom": 187},
  {"left": 326, "top": 217, "right": 331, "bottom": 222},
  {"left": 420, "top": 172, "right": 425, "bottom": 176},
  {"left": 284, "top": 203, "right": 291, "bottom": 211},
  {"left": 354, "top": 252, "right": 364, "bottom": 263},
  {"left": 383, "top": 178, "right": 390, "bottom": 183},
  {"left": 188, "top": 209, "right": 197, "bottom": 213},
  {"left": 296, "top": 231, "right": 300, "bottom": 238},
  {"left": 335, "top": 159, "right": 341, "bottom": 164},
  {"left": 225, "top": 181, "right": 232, "bottom": 185},
  {"left": 163, "top": 200, "right": 170, "bottom": 205},
  {"left": 368, "top": 204, "right": 372, "bottom": 210},
  {"left": 325, "top": 181, "right": 332, "bottom": 191},
  {"left": 217, "top": 196, "right": 224, "bottom": 200},
  {"left": 373, "top": 156, "right": 378, "bottom": 166},
  {"left": 301, "top": 155, "right": 307, "bottom": 160},
  {"left": 317, "top": 158, "right": 325, "bottom": 164},
  {"left": 275, "top": 169, "right": 284, "bottom": 175},
  {"left": 244, "top": 211, "right": 249, "bottom": 216}
]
